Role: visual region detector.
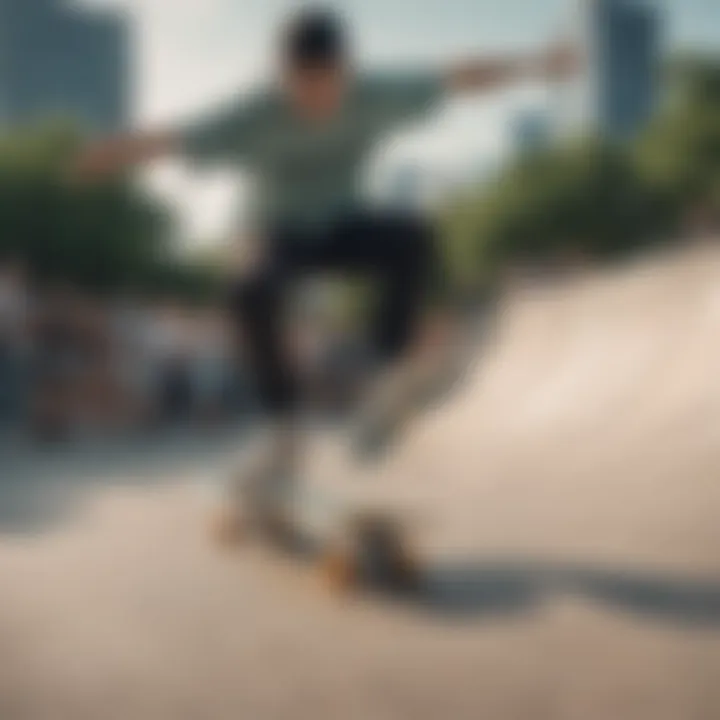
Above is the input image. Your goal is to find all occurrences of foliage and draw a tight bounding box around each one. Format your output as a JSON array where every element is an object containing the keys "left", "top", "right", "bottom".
[
  {"left": 635, "top": 57, "right": 720, "bottom": 219},
  {"left": 436, "top": 54, "right": 720, "bottom": 297},
  {"left": 3, "top": 55, "right": 719, "bottom": 307},
  {"left": 0, "top": 120, "right": 179, "bottom": 295}
]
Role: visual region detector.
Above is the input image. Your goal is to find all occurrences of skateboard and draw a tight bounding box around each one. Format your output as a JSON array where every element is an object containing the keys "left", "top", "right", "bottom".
[{"left": 211, "top": 485, "right": 423, "bottom": 596}]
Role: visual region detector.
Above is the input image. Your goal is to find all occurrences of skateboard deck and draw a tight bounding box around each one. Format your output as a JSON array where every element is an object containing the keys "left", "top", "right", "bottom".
[{"left": 211, "top": 485, "right": 423, "bottom": 596}]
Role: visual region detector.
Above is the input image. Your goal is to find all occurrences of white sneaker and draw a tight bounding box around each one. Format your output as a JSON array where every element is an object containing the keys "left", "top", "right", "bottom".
[
  {"left": 353, "top": 362, "right": 424, "bottom": 461},
  {"left": 224, "top": 425, "right": 297, "bottom": 524}
]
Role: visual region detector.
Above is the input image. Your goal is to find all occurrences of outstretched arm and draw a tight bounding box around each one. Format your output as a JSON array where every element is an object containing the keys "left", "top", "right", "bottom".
[
  {"left": 72, "top": 91, "right": 263, "bottom": 182},
  {"left": 444, "top": 43, "right": 580, "bottom": 96},
  {"left": 72, "top": 130, "right": 180, "bottom": 181}
]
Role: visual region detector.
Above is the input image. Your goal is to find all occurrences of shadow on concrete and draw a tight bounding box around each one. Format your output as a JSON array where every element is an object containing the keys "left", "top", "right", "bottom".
[
  {"left": 2, "top": 447, "right": 719, "bottom": 630},
  {"left": 0, "top": 424, "right": 251, "bottom": 535},
  {"left": 419, "top": 560, "right": 720, "bottom": 628}
]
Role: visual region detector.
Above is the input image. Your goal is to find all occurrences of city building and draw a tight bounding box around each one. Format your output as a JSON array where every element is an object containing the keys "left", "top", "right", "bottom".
[
  {"left": 0, "top": 0, "right": 130, "bottom": 132},
  {"left": 584, "top": 0, "right": 660, "bottom": 139}
]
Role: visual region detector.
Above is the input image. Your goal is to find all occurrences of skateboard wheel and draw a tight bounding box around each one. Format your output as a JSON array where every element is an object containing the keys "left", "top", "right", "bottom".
[
  {"left": 209, "top": 508, "right": 246, "bottom": 548},
  {"left": 355, "top": 519, "right": 421, "bottom": 591},
  {"left": 390, "top": 545, "right": 422, "bottom": 591},
  {"left": 260, "top": 512, "right": 304, "bottom": 552},
  {"left": 321, "top": 549, "right": 358, "bottom": 594}
]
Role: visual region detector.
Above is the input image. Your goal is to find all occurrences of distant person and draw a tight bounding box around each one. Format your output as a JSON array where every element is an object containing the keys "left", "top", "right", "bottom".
[
  {"left": 74, "top": 8, "right": 579, "bottom": 519},
  {"left": 190, "top": 308, "right": 233, "bottom": 424},
  {"left": 0, "top": 258, "right": 29, "bottom": 430},
  {"left": 110, "top": 294, "right": 152, "bottom": 428},
  {"left": 31, "top": 285, "right": 86, "bottom": 441},
  {"left": 151, "top": 301, "right": 193, "bottom": 424}
]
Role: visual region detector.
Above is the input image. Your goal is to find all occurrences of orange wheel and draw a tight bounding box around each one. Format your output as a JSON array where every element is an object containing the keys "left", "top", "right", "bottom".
[
  {"left": 209, "top": 507, "right": 246, "bottom": 548},
  {"left": 360, "top": 522, "right": 422, "bottom": 592},
  {"left": 390, "top": 543, "right": 422, "bottom": 591},
  {"left": 321, "top": 549, "right": 359, "bottom": 594}
]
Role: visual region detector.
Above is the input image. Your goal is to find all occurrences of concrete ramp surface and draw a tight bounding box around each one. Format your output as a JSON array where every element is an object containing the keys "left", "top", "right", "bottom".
[{"left": 2, "top": 244, "right": 720, "bottom": 720}]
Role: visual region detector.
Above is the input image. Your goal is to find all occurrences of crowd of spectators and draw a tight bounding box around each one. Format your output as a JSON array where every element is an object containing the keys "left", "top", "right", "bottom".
[
  {"left": 0, "top": 258, "right": 377, "bottom": 444},
  {"left": 0, "top": 258, "right": 246, "bottom": 442}
]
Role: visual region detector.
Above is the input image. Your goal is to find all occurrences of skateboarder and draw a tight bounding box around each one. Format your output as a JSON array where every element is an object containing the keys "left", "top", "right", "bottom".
[{"left": 74, "top": 8, "right": 578, "bottom": 514}]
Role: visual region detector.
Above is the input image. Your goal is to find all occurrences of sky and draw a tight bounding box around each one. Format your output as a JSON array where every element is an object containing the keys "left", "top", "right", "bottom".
[{"left": 87, "top": 0, "right": 720, "bottom": 245}]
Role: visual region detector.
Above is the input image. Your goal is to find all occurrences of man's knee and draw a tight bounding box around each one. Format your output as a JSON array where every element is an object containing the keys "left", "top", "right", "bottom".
[
  {"left": 229, "top": 269, "right": 278, "bottom": 318},
  {"left": 390, "top": 215, "right": 436, "bottom": 277},
  {"left": 383, "top": 215, "right": 434, "bottom": 267}
]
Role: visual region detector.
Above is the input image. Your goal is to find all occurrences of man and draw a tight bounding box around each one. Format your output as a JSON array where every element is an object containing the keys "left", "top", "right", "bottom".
[
  {"left": 75, "top": 8, "right": 578, "bottom": 517},
  {"left": 0, "top": 258, "right": 29, "bottom": 432}
]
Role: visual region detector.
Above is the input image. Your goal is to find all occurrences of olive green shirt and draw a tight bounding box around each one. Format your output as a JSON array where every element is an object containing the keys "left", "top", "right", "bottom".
[{"left": 180, "top": 71, "right": 445, "bottom": 232}]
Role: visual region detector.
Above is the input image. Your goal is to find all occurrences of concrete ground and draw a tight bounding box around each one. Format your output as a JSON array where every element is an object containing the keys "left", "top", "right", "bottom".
[{"left": 2, "top": 243, "right": 720, "bottom": 720}]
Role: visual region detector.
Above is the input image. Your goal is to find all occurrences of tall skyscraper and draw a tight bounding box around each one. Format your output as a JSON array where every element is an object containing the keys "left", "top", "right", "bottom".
[
  {"left": 0, "top": 0, "right": 130, "bottom": 132},
  {"left": 584, "top": 0, "right": 660, "bottom": 140}
]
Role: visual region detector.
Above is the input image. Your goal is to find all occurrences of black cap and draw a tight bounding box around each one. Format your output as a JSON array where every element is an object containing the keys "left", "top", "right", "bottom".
[{"left": 282, "top": 7, "right": 348, "bottom": 68}]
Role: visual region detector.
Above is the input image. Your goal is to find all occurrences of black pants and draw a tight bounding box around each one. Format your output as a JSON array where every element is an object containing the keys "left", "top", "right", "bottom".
[{"left": 230, "top": 211, "right": 436, "bottom": 417}]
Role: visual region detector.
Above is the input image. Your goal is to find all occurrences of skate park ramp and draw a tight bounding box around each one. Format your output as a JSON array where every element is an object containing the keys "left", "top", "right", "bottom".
[{"left": 2, "top": 243, "right": 720, "bottom": 719}]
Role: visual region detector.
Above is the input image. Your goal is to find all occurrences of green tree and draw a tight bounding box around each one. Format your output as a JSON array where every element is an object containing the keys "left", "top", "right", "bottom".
[
  {"left": 635, "top": 55, "right": 720, "bottom": 227},
  {"left": 438, "top": 53, "right": 720, "bottom": 299},
  {"left": 0, "top": 121, "right": 173, "bottom": 293},
  {"left": 442, "top": 139, "right": 657, "bottom": 284}
]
